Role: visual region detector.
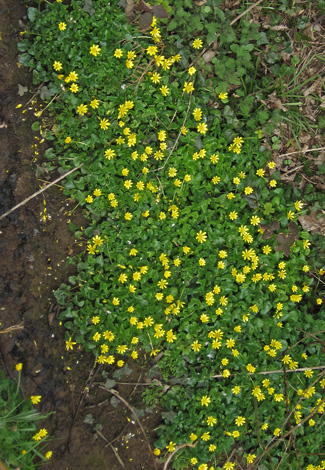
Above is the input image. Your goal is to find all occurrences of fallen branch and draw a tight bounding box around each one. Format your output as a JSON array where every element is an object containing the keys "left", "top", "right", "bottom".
[
  {"left": 276, "top": 146, "right": 325, "bottom": 160},
  {"left": 211, "top": 364, "right": 325, "bottom": 379},
  {"left": 162, "top": 442, "right": 198, "bottom": 470},
  {"left": 0, "top": 165, "right": 82, "bottom": 221},
  {"left": 230, "top": 0, "right": 264, "bottom": 25},
  {"left": 96, "top": 429, "right": 125, "bottom": 468},
  {"left": 0, "top": 323, "right": 24, "bottom": 334}
]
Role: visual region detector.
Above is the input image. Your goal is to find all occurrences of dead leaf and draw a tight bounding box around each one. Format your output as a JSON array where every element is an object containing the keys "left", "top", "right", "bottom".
[
  {"left": 18, "top": 84, "right": 28, "bottom": 96},
  {"left": 202, "top": 50, "right": 217, "bottom": 63},
  {"left": 83, "top": 0, "right": 95, "bottom": 16},
  {"left": 271, "top": 98, "right": 287, "bottom": 112},
  {"left": 139, "top": 11, "right": 153, "bottom": 30},
  {"left": 134, "top": 0, "right": 151, "bottom": 11},
  {"left": 152, "top": 4, "right": 169, "bottom": 18},
  {"left": 304, "top": 78, "right": 321, "bottom": 97},
  {"left": 125, "top": 0, "right": 136, "bottom": 22},
  {"left": 298, "top": 211, "right": 325, "bottom": 234}
]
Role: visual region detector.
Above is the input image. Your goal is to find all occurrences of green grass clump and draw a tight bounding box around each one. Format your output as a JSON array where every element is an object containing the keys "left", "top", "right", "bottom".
[{"left": 0, "top": 366, "right": 52, "bottom": 468}]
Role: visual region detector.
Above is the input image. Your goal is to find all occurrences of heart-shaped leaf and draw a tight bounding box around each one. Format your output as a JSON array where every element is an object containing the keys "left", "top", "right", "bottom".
[
  {"left": 139, "top": 11, "right": 153, "bottom": 30},
  {"left": 153, "top": 5, "right": 169, "bottom": 18},
  {"left": 288, "top": 221, "right": 299, "bottom": 238},
  {"left": 135, "top": 0, "right": 151, "bottom": 11},
  {"left": 270, "top": 220, "right": 280, "bottom": 231}
]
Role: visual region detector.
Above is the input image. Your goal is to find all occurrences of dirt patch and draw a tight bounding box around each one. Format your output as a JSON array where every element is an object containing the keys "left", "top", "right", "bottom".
[{"left": 0, "top": 1, "right": 161, "bottom": 469}]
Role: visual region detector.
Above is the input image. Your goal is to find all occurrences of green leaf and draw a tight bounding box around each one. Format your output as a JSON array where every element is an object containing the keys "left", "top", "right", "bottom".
[{"left": 27, "top": 7, "right": 39, "bottom": 22}]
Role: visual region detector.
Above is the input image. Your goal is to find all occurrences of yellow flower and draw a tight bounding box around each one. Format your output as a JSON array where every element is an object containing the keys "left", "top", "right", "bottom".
[
  {"left": 146, "top": 45, "right": 158, "bottom": 56},
  {"left": 160, "top": 85, "right": 169, "bottom": 96},
  {"left": 201, "top": 395, "right": 211, "bottom": 406},
  {"left": 192, "top": 340, "right": 202, "bottom": 352},
  {"left": 192, "top": 38, "right": 203, "bottom": 49},
  {"left": 219, "top": 92, "right": 228, "bottom": 100},
  {"left": 166, "top": 329, "right": 177, "bottom": 342},
  {"left": 66, "top": 338, "right": 76, "bottom": 350},
  {"left": 16, "top": 363, "right": 23, "bottom": 371},
  {"left": 197, "top": 122, "right": 208, "bottom": 134},
  {"left": 58, "top": 22, "right": 67, "bottom": 31},
  {"left": 99, "top": 118, "right": 110, "bottom": 129},
  {"left": 268, "top": 161, "right": 275, "bottom": 169},
  {"left": 196, "top": 230, "right": 207, "bottom": 243},
  {"left": 45, "top": 451, "right": 53, "bottom": 459},
  {"left": 151, "top": 72, "right": 161, "bottom": 83},
  {"left": 166, "top": 442, "right": 176, "bottom": 452},
  {"left": 201, "top": 432, "right": 210, "bottom": 441},
  {"left": 207, "top": 416, "right": 217, "bottom": 426},
  {"left": 229, "top": 211, "right": 238, "bottom": 221},
  {"left": 93, "top": 332, "right": 101, "bottom": 342},
  {"left": 235, "top": 416, "right": 245, "bottom": 426},
  {"left": 294, "top": 200, "right": 303, "bottom": 211},
  {"left": 188, "top": 66, "right": 196, "bottom": 75},
  {"left": 31, "top": 395, "right": 42, "bottom": 405},
  {"left": 153, "top": 448, "right": 161, "bottom": 456},
  {"left": 270, "top": 179, "right": 277, "bottom": 187},
  {"left": 183, "top": 81, "right": 194, "bottom": 93},
  {"left": 114, "top": 49, "right": 123, "bottom": 58},
  {"left": 287, "top": 210, "right": 295, "bottom": 220},
  {"left": 77, "top": 104, "right": 88, "bottom": 116},
  {"left": 223, "top": 462, "right": 235, "bottom": 470},
  {"left": 247, "top": 454, "right": 256, "bottom": 464},
  {"left": 90, "top": 44, "right": 101, "bottom": 56},
  {"left": 193, "top": 108, "right": 202, "bottom": 121},
  {"left": 53, "top": 61, "right": 63, "bottom": 71}
]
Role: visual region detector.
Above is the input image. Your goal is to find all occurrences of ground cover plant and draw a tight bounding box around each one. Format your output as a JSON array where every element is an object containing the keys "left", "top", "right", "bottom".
[
  {"left": 0, "top": 366, "right": 52, "bottom": 469},
  {"left": 17, "top": 0, "right": 325, "bottom": 468}
]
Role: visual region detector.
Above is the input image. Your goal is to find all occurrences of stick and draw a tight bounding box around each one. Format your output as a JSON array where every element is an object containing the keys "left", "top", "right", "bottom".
[
  {"left": 0, "top": 166, "right": 82, "bottom": 220},
  {"left": 211, "top": 365, "right": 325, "bottom": 379},
  {"left": 162, "top": 442, "right": 197, "bottom": 470},
  {"left": 153, "top": 94, "right": 192, "bottom": 173},
  {"left": 275, "top": 146, "right": 325, "bottom": 160},
  {"left": 230, "top": 0, "right": 264, "bottom": 25},
  {"left": 96, "top": 429, "right": 125, "bottom": 468},
  {"left": 0, "top": 323, "right": 24, "bottom": 334}
]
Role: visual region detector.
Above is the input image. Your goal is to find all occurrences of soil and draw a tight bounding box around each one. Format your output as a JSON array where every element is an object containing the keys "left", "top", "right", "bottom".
[{"left": 0, "top": 1, "right": 162, "bottom": 469}]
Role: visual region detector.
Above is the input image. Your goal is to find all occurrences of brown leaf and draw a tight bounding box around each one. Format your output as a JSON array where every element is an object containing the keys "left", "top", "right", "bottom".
[
  {"left": 262, "top": 229, "right": 273, "bottom": 240},
  {"left": 125, "top": 0, "right": 136, "bottom": 21},
  {"left": 270, "top": 220, "right": 280, "bottom": 231},
  {"left": 135, "top": 0, "right": 152, "bottom": 12},
  {"left": 288, "top": 221, "right": 299, "bottom": 238},
  {"left": 138, "top": 11, "right": 153, "bottom": 30},
  {"left": 153, "top": 4, "right": 169, "bottom": 18}
]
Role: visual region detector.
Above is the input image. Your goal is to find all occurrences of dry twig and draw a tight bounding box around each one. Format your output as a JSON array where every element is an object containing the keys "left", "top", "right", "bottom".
[
  {"left": 162, "top": 442, "right": 198, "bottom": 470},
  {"left": 0, "top": 166, "right": 82, "bottom": 220}
]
